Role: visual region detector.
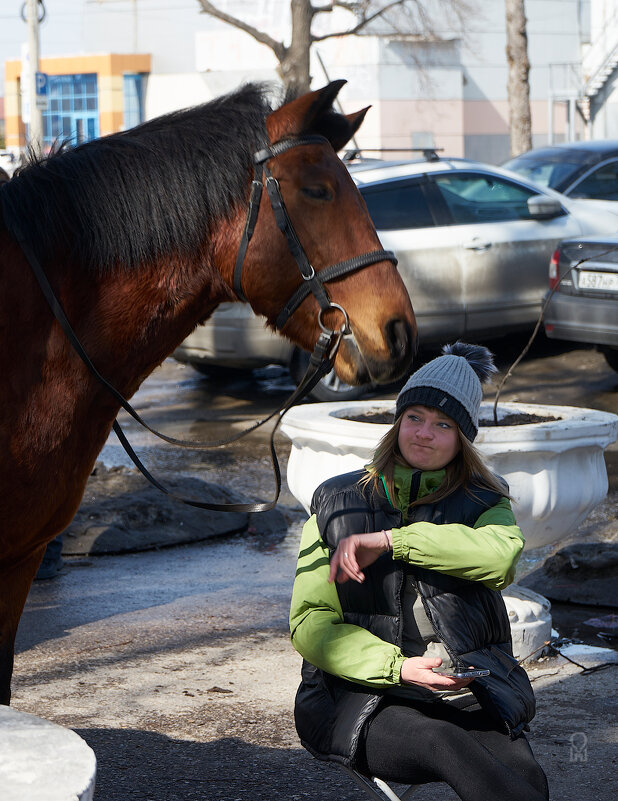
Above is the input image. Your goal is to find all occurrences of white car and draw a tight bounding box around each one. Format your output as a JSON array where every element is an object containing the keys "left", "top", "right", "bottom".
[
  {"left": 174, "top": 156, "right": 618, "bottom": 400},
  {"left": 0, "top": 151, "right": 18, "bottom": 179}
]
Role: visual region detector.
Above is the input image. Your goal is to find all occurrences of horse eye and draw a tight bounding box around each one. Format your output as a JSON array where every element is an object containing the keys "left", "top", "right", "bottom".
[{"left": 301, "top": 185, "right": 333, "bottom": 201}]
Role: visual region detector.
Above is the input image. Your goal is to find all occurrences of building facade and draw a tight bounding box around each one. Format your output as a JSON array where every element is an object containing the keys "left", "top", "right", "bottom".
[
  {"left": 1, "top": 1, "right": 617, "bottom": 163},
  {"left": 4, "top": 53, "right": 150, "bottom": 151}
]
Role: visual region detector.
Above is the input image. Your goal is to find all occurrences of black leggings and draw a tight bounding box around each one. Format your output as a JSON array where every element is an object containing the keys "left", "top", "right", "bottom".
[{"left": 357, "top": 698, "right": 549, "bottom": 801}]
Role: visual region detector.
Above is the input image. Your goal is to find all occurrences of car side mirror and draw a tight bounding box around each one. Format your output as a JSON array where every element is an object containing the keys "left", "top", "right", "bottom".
[{"left": 527, "top": 195, "right": 563, "bottom": 219}]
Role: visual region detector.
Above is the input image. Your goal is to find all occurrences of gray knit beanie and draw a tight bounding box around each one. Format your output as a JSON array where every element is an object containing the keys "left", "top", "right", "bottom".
[{"left": 395, "top": 343, "right": 497, "bottom": 441}]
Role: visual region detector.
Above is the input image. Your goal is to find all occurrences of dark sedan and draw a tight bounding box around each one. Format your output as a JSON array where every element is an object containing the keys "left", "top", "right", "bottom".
[
  {"left": 544, "top": 235, "right": 618, "bottom": 371},
  {"left": 503, "top": 141, "right": 618, "bottom": 201}
]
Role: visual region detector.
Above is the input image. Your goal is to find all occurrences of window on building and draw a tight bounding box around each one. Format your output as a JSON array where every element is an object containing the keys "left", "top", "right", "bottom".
[
  {"left": 42, "top": 74, "right": 99, "bottom": 146},
  {"left": 123, "top": 74, "right": 145, "bottom": 130}
]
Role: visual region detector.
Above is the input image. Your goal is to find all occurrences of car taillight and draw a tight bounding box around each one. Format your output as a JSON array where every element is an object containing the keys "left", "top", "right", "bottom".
[{"left": 549, "top": 248, "right": 560, "bottom": 290}]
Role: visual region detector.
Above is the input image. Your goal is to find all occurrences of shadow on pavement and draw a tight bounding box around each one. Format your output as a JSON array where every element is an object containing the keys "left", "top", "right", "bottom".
[{"left": 74, "top": 730, "right": 363, "bottom": 801}]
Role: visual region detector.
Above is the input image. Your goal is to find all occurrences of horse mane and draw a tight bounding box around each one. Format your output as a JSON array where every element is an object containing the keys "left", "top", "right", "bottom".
[{"left": 0, "top": 83, "right": 272, "bottom": 273}]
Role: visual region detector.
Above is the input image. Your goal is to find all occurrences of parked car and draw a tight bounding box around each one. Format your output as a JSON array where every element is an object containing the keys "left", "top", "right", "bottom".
[
  {"left": 175, "top": 156, "right": 618, "bottom": 399},
  {"left": 0, "top": 150, "right": 18, "bottom": 179},
  {"left": 543, "top": 235, "right": 618, "bottom": 371},
  {"left": 503, "top": 141, "right": 618, "bottom": 201}
]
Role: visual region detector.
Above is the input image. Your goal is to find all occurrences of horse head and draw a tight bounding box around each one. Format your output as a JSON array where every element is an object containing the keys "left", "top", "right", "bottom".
[{"left": 237, "top": 81, "right": 417, "bottom": 387}]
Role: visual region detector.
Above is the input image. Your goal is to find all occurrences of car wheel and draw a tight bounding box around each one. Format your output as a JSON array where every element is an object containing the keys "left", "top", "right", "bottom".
[
  {"left": 601, "top": 347, "right": 618, "bottom": 373},
  {"left": 289, "top": 348, "right": 373, "bottom": 402}
]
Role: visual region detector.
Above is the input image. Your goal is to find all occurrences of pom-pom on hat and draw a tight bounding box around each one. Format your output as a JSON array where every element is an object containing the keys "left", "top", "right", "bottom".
[{"left": 395, "top": 343, "right": 497, "bottom": 441}]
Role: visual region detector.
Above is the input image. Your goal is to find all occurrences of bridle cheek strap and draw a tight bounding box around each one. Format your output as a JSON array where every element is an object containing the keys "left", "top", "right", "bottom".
[{"left": 232, "top": 135, "right": 398, "bottom": 331}]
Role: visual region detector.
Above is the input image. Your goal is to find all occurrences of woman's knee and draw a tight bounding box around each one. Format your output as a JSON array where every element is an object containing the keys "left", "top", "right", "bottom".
[
  {"left": 494, "top": 733, "right": 549, "bottom": 800},
  {"left": 517, "top": 746, "right": 549, "bottom": 799}
]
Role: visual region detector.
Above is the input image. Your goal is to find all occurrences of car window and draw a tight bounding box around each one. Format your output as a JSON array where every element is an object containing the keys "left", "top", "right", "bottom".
[
  {"left": 432, "top": 173, "right": 536, "bottom": 223},
  {"left": 502, "top": 156, "right": 583, "bottom": 190},
  {"left": 569, "top": 161, "right": 618, "bottom": 200},
  {"left": 360, "top": 181, "right": 435, "bottom": 230}
]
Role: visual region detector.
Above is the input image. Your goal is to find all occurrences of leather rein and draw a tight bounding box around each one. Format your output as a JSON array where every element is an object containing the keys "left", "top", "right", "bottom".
[{"left": 13, "top": 134, "right": 396, "bottom": 513}]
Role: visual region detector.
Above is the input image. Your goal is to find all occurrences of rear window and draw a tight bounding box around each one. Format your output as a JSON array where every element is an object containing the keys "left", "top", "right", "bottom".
[{"left": 503, "top": 156, "right": 583, "bottom": 190}]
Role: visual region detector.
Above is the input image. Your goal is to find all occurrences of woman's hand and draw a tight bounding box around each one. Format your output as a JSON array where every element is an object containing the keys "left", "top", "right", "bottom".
[
  {"left": 400, "top": 657, "right": 474, "bottom": 691},
  {"left": 328, "top": 531, "right": 392, "bottom": 584}
]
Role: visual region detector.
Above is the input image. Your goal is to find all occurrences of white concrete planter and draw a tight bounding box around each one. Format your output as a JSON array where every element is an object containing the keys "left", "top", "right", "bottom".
[
  {"left": 0, "top": 707, "right": 96, "bottom": 801},
  {"left": 502, "top": 584, "right": 552, "bottom": 663},
  {"left": 281, "top": 400, "right": 618, "bottom": 551}
]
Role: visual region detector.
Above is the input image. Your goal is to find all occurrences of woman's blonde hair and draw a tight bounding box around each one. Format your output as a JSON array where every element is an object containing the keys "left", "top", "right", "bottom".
[{"left": 360, "top": 410, "right": 509, "bottom": 512}]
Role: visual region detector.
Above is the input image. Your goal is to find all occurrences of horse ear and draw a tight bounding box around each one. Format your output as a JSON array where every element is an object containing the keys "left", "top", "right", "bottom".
[
  {"left": 266, "top": 80, "right": 369, "bottom": 151},
  {"left": 328, "top": 106, "right": 371, "bottom": 152}
]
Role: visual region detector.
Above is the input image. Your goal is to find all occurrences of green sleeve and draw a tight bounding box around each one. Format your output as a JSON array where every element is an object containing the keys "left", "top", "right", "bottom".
[
  {"left": 391, "top": 497, "right": 524, "bottom": 590},
  {"left": 289, "top": 515, "right": 406, "bottom": 687}
]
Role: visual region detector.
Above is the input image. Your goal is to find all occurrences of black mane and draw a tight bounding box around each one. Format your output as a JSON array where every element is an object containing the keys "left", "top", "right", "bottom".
[{"left": 0, "top": 83, "right": 272, "bottom": 273}]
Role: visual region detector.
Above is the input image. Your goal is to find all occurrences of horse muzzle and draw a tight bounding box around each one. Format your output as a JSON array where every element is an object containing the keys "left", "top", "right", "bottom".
[{"left": 335, "top": 317, "right": 418, "bottom": 386}]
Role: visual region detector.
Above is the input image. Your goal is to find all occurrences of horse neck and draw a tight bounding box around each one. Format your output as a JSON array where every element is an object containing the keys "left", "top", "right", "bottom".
[
  {"left": 0, "top": 236, "right": 242, "bottom": 540},
  {"left": 80, "top": 254, "right": 238, "bottom": 398},
  {"left": 9, "top": 238, "right": 236, "bottom": 416}
]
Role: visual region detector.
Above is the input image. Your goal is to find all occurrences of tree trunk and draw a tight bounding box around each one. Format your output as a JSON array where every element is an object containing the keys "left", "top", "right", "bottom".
[
  {"left": 278, "top": 0, "right": 314, "bottom": 95},
  {"left": 505, "top": 0, "right": 532, "bottom": 157}
]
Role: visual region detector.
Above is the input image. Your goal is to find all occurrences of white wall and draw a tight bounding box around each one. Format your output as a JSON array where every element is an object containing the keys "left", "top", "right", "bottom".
[{"left": 583, "top": 0, "right": 618, "bottom": 79}]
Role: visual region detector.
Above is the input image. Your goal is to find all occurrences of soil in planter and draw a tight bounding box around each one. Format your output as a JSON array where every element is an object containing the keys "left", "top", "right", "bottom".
[
  {"left": 482, "top": 412, "right": 560, "bottom": 426},
  {"left": 343, "top": 412, "right": 561, "bottom": 426}
]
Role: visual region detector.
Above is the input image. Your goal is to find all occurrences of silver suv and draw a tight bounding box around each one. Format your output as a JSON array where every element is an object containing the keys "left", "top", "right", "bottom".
[{"left": 174, "top": 156, "right": 618, "bottom": 400}]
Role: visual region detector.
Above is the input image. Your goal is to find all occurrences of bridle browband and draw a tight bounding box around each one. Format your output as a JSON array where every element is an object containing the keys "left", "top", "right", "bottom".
[
  {"left": 232, "top": 134, "right": 397, "bottom": 331},
  {"left": 10, "top": 133, "right": 397, "bottom": 514}
]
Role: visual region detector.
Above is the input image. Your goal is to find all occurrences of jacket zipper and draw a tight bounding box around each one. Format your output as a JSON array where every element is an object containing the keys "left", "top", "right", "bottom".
[{"left": 407, "top": 478, "right": 464, "bottom": 669}]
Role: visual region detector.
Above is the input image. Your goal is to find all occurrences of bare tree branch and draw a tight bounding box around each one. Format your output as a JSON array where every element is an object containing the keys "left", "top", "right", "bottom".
[
  {"left": 196, "top": 0, "right": 474, "bottom": 93},
  {"left": 196, "top": 0, "right": 286, "bottom": 60},
  {"left": 313, "top": 1, "right": 421, "bottom": 42},
  {"left": 312, "top": 0, "right": 462, "bottom": 43}
]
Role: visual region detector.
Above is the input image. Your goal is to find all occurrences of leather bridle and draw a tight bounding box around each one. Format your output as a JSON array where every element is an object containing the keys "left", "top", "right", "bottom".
[
  {"left": 232, "top": 134, "right": 397, "bottom": 332},
  {"left": 11, "top": 134, "right": 397, "bottom": 513}
]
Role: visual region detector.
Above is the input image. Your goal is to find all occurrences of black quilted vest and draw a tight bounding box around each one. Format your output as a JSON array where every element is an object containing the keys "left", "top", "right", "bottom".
[{"left": 294, "top": 470, "right": 536, "bottom": 767}]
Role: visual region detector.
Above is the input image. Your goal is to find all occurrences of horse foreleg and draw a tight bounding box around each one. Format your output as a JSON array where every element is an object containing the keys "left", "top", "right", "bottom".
[{"left": 0, "top": 545, "right": 46, "bottom": 705}]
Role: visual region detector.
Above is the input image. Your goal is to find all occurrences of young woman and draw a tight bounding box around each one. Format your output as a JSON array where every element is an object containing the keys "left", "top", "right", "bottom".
[{"left": 289, "top": 343, "right": 549, "bottom": 801}]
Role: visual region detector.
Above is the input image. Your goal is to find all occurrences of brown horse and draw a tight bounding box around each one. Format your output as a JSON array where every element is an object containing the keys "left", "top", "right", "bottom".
[{"left": 0, "top": 81, "right": 416, "bottom": 703}]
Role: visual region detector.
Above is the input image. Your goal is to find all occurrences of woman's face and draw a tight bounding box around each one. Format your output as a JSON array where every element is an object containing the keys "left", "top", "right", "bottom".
[{"left": 397, "top": 405, "right": 461, "bottom": 471}]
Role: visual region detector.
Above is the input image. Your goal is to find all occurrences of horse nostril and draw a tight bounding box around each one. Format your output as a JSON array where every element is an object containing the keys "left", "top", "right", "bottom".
[{"left": 386, "top": 318, "right": 417, "bottom": 362}]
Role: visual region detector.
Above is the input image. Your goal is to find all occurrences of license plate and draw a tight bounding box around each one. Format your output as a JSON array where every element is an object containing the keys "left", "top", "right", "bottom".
[{"left": 578, "top": 270, "right": 618, "bottom": 292}]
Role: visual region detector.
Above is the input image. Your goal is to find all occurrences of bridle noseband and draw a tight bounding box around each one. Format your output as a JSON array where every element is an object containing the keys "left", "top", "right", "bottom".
[{"left": 232, "top": 134, "right": 397, "bottom": 334}]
